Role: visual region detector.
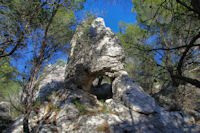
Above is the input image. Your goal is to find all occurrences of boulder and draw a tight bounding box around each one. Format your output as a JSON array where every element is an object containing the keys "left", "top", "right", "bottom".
[
  {"left": 36, "top": 64, "right": 66, "bottom": 100},
  {"left": 112, "top": 73, "right": 159, "bottom": 114}
]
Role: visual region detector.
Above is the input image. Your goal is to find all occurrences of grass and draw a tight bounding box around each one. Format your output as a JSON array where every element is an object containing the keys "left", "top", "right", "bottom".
[
  {"left": 71, "top": 99, "right": 118, "bottom": 117},
  {"left": 72, "top": 100, "right": 88, "bottom": 115},
  {"left": 102, "top": 105, "right": 107, "bottom": 113},
  {"left": 99, "top": 99, "right": 105, "bottom": 103},
  {"left": 97, "top": 121, "right": 110, "bottom": 133}
]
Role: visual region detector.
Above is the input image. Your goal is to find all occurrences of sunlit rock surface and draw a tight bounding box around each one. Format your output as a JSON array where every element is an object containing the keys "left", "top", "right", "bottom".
[{"left": 65, "top": 17, "right": 125, "bottom": 92}]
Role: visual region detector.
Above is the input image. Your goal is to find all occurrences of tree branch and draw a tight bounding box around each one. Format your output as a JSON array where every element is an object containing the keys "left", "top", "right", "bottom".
[
  {"left": 172, "top": 74, "right": 200, "bottom": 88},
  {"left": 176, "top": 0, "right": 200, "bottom": 15},
  {"left": 0, "top": 23, "right": 29, "bottom": 58},
  {"left": 147, "top": 44, "right": 200, "bottom": 51},
  {"left": 38, "top": 1, "right": 60, "bottom": 60},
  {"left": 177, "top": 31, "right": 200, "bottom": 75}
]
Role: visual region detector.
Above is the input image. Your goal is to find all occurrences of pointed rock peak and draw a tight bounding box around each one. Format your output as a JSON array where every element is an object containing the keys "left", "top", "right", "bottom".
[
  {"left": 65, "top": 17, "right": 125, "bottom": 92},
  {"left": 91, "top": 17, "right": 106, "bottom": 27}
]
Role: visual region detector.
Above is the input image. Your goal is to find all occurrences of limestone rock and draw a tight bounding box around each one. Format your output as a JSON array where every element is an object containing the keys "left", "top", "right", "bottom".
[
  {"left": 112, "top": 73, "right": 159, "bottom": 114},
  {"left": 0, "top": 102, "right": 10, "bottom": 117},
  {"left": 37, "top": 64, "right": 66, "bottom": 99},
  {"left": 4, "top": 116, "right": 23, "bottom": 133},
  {"left": 5, "top": 80, "right": 200, "bottom": 133},
  {"left": 65, "top": 17, "right": 125, "bottom": 91}
]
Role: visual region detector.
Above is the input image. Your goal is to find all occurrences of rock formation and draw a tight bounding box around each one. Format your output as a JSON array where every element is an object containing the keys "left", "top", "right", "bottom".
[
  {"left": 4, "top": 18, "right": 200, "bottom": 133},
  {"left": 65, "top": 17, "right": 125, "bottom": 92}
]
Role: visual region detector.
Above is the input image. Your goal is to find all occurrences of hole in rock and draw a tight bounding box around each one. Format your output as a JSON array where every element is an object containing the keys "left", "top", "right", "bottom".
[{"left": 91, "top": 76, "right": 113, "bottom": 100}]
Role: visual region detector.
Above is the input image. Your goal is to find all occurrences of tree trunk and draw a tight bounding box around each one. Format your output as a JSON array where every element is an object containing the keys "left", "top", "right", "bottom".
[{"left": 23, "top": 113, "right": 30, "bottom": 133}]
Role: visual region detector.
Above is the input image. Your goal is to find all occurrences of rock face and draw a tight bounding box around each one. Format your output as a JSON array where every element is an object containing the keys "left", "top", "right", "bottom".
[
  {"left": 65, "top": 17, "right": 125, "bottom": 91},
  {"left": 37, "top": 64, "right": 66, "bottom": 99},
  {"left": 112, "top": 73, "right": 159, "bottom": 114},
  {"left": 65, "top": 17, "right": 158, "bottom": 114},
  {"left": 5, "top": 18, "right": 200, "bottom": 133}
]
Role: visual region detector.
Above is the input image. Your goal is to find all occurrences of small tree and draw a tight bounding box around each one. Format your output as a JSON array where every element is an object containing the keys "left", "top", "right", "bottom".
[
  {"left": 1, "top": 0, "right": 85, "bottom": 132},
  {"left": 119, "top": 0, "right": 200, "bottom": 89}
]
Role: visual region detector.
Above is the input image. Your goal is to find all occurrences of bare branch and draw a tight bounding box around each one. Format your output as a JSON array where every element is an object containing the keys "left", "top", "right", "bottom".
[
  {"left": 147, "top": 44, "right": 200, "bottom": 51},
  {"left": 172, "top": 74, "right": 200, "bottom": 88},
  {"left": 176, "top": 0, "right": 200, "bottom": 15},
  {"left": 0, "top": 23, "right": 29, "bottom": 58},
  {"left": 177, "top": 31, "right": 200, "bottom": 75}
]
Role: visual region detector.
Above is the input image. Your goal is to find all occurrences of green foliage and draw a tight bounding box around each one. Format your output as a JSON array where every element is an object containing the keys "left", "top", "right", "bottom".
[
  {"left": 101, "top": 104, "right": 107, "bottom": 113},
  {"left": 55, "top": 59, "right": 67, "bottom": 67},
  {"left": 33, "top": 100, "right": 42, "bottom": 109},
  {"left": 0, "top": 58, "right": 22, "bottom": 118},
  {"left": 99, "top": 99, "right": 105, "bottom": 103},
  {"left": 72, "top": 100, "right": 88, "bottom": 115},
  {"left": 119, "top": 0, "right": 200, "bottom": 90},
  {"left": 103, "top": 76, "right": 111, "bottom": 83},
  {"left": 80, "top": 15, "right": 96, "bottom": 41},
  {"left": 0, "top": 58, "right": 20, "bottom": 101},
  {"left": 48, "top": 8, "right": 75, "bottom": 50},
  {"left": 54, "top": 106, "right": 61, "bottom": 113},
  {"left": 0, "top": 2, "right": 86, "bottom": 130},
  {"left": 0, "top": 0, "right": 86, "bottom": 58},
  {"left": 118, "top": 22, "right": 150, "bottom": 56},
  {"left": 1, "top": 0, "right": 49, "bottom": 27},
  {"left": 11, "top": 104, "right": 23, "bottom": 118},
  {"left": 132, "top": 0, "right": 174, "bottom": 25},
  {"left": 0, "top": 0, "right": 50, "bottom": 57},
  {"left": 118, "top": 23, "right": 162, "bottom": 92}
]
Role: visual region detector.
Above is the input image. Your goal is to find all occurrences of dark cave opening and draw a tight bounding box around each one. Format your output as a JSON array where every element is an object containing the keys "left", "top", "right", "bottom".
[{"left": 91, "top": 76, "right": 113, "bottom": 100}]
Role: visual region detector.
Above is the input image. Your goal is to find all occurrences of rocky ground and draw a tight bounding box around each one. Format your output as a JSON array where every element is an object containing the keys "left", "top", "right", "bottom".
[{"left": 4, "top": 77, "right": 200, "bottom": 133}]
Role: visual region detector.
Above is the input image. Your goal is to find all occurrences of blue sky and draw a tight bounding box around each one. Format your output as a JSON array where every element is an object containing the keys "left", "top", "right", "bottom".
[
  {"left": 81, "top": 1, "right": 162, "bottom": 64},
  {"left": 82, "top": 0, "right": 136, "bottom": 33}
]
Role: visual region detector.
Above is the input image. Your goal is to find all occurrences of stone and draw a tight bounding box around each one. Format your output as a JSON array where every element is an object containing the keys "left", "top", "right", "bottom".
[
  {"left": 112, "top": 73, "right": 159, "bottom": 114},
  {"left": 0, "top": 102, "right": 10, "bottom": 117},
  {"left": 5, "top": 81, "right": 200, "bottom": 133},
  {"left": 56, "top": 104, "right": 79, "bottom": 132},
  {"left": 3, "top": 116, "right": 24, "bottom": 133},
  {"left": 36, "top": 64, "right": 66, "bottom": 100},
  {"left": 65, "top": 17, "right": 125, "bottom": 92}
]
